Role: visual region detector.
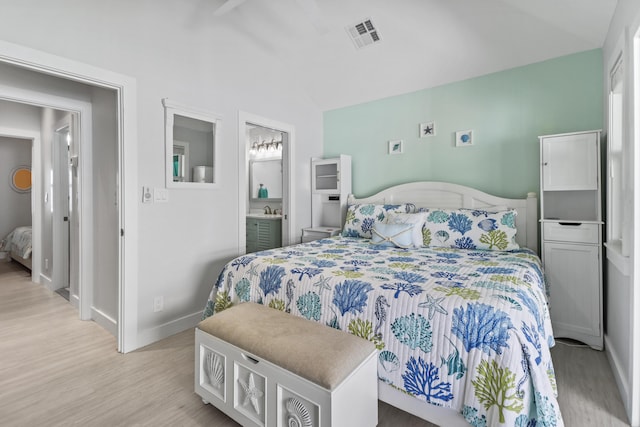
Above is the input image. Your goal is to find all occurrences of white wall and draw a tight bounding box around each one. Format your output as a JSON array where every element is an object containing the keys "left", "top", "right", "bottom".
[
  {"left": 0, "top": 100, "right": 40, "bottom": 259},
  {"left": 0, "top": 136, "right": 32, "bottom": 237},
  {"left": 602, "top": 1, "right": 640, "bottom": 425},
  {"left": 0, "top": 0, "right": 322, "bottom": 347}
]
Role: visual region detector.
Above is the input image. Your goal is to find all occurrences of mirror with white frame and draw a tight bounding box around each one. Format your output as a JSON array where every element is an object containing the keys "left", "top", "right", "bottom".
[{"left": 163, "top": 99, "right": 220, "bottom": 188}]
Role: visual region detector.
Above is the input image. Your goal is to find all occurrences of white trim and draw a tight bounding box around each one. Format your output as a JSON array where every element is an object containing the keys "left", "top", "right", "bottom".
[
  {"left": 631, "top": 19, "right": 640, "bottom": 427},
  {"left": 70, "top": 292, "right": 79, "bottom": 309},
  {"left": 136, "top": 311, "right": 203, "bottom": 350},
  {"left": 162, "top": 98, "right": 222, "bottom": 189},
  {"left": 91, "top": 306, "right": 117, "bottom": 337},
  {"left": 604, "top": 240, "right": 631, "bottom": 275},
  {"left": 605, "top": 334, "right": 630, "bottom": 417},
  {"left": 39, "top": 273, "right": 52, "bottom": 289},
  {"left": 0, "top": 40, "right": 139, "bottom": 353},
  {"left": 237, "top": 111, "right": 296, "bottom": 253},
  {"left": 51, "top": 115, "right": 72, "bottom": 294}
]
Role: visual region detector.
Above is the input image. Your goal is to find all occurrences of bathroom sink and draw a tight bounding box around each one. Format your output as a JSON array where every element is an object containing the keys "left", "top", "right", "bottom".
[{"left": 246, "top": 213, "right": 282, "bottom": 219}]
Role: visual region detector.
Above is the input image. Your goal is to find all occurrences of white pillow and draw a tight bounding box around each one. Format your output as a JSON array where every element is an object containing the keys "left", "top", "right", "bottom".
[
  {"left": 386, "top": 212, "right": 428, "bottom": 248},
  {"left": 371, "top": 222, "right": 414, "bottom": 248}
]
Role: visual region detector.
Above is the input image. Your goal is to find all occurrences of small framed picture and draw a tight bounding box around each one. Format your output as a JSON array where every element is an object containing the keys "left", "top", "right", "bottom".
[
  {"left": 388, "top": 140, "right": 404, "bottom": 154},
  {"left": 419, "top": 121, "right": 436, "bottom": 138},
  {"left": 455, "top": 130, "right": 474, "bottom": 147}
]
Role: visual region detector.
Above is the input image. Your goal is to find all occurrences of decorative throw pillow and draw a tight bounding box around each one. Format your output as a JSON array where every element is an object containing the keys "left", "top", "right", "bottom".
[
  {"left": 386, "top": 212, "right": 428, "bottom": 247},
  {"left": 422, "top": 208, "right": 519, "bottom": 251},
  {"left": 370, "top": 222, "right": 413, "bottom": 248},
  {"left": 342, "top": 204, "right": 411, "bottom": 238}
]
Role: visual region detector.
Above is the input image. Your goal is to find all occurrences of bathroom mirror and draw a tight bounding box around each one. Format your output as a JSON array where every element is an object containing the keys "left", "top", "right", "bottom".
[
  {"left": 250, "top": 159, "right": 282, "bottom": 200},
  {"left": 163, "top": 99, "right": 221, "bottom": 188}
]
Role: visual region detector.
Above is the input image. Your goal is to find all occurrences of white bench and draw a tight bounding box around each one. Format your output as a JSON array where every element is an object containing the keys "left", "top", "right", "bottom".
[{"left": 195, "top": 302, "right": 378, "bottom": 427}]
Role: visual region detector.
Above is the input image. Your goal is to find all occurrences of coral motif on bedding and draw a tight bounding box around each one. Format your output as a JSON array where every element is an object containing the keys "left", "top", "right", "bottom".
[
  {"left": 342, "top": 204, "right": 411, "bottom": 238},
  {"left": 203, "top": 237, "right": 563, "bottom": 426},
  {"left": 423, "top": 209, "right": 520, "bottom": 251}
]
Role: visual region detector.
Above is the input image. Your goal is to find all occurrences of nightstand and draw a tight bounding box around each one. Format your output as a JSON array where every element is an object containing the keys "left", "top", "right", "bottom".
[{"left": 301, "top": 226, "right": 340, "bottom": 243}]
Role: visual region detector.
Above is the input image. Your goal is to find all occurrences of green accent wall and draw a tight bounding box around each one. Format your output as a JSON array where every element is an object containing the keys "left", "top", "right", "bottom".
[{"left": 323, "top": 49, "right": 603, "bottom": 199}]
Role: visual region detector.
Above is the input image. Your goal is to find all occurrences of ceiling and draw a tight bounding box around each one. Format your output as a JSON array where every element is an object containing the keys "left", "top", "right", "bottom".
[{"left": 209, "top": 0, "right": 618, "bottom": 111}]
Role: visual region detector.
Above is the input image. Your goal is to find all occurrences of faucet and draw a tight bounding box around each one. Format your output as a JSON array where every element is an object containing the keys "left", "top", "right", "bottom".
[{"left": 263, "top": 205, "right": 272, "bottom": 215}]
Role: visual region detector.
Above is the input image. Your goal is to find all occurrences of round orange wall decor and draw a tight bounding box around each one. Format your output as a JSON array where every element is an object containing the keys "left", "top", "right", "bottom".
[{"left": 10, "top": 166, "right": 31, "bottom": 193}]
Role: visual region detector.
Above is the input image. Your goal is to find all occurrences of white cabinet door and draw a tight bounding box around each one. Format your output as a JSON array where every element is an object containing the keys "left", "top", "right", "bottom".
[
  {"left": 312, "top": 158, "right": 341, "bottom": 193},
  {"left": 542, "top": 133, "right": 598, "bottom": 191},
  {"left": 544, "top": 242, "right": 600, "bottom": 341}
]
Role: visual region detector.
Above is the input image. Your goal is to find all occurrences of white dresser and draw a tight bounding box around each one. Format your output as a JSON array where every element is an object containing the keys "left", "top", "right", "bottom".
[{"left": 539, "top": 130, "right": 603, "bottom": 350}]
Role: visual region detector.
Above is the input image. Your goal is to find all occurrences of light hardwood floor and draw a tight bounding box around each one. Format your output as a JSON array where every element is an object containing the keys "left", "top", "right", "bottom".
[{"left": 0, "top": 261, "right": 630, "bottom": 426}]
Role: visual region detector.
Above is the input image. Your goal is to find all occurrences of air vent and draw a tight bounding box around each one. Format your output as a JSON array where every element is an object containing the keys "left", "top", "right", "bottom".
[{"left": 346, "top": 18, "right": 381, "bottom": 49}]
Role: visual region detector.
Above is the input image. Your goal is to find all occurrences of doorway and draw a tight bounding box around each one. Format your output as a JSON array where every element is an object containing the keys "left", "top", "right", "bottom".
[
  {"left": 52, "top": 116, "right": 73, "bottom": 299},
  {"left": 0, "top": 40, "right": 139, "bottom": 352},
  {"left": 238, "top": 112, "right": 295, "bottom": 253}
]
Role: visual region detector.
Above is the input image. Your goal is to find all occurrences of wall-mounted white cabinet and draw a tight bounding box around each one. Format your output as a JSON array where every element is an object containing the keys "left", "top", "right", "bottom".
[
  {"left": 307, "top": 155, "right": 351, "bottom": 242},
  {"left": 539, "top": 130, "right": 603, "bottom": 350}
]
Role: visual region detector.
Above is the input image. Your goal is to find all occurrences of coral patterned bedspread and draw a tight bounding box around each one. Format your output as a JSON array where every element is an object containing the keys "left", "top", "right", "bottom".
[
  {"left": 1, "top": 226, "right": 32, "bottom": 259},
  {"left": 203, "top": 236, "right": 563, "bottom": 427}
]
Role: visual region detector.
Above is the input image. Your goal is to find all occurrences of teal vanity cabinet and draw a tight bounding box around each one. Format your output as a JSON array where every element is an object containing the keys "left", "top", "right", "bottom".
[{"left": 246, "top": 216, "right": 282, "bottom": 253}]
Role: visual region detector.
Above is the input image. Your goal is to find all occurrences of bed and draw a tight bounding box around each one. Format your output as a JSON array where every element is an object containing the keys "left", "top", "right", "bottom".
[
  {"left": 1, "top": 226, "right": 32, "bottom": 270},
  {"left": 202, "top": 182, "right": 563, "bottom": 427}
]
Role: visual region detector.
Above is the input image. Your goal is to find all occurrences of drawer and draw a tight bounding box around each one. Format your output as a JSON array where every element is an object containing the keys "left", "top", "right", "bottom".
[
  {"left": 543, "top": 222, "right": 599, "bottom": 244},
  {"left": 301, "top": 228, "right": 340, "bottom": 243}
]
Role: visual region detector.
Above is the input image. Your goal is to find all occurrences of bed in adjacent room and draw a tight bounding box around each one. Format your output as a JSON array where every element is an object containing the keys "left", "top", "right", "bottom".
[
  {"left": 202, "top": 182, "right": 562, "bottom": 427},
  {"left": 1, "top": 226, "right": 32, "bottom": 270}
]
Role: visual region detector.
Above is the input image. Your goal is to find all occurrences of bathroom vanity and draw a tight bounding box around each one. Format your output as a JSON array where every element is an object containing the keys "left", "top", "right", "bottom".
[{"left": 246, "top": 214, "right": 282, "bottom": 253}]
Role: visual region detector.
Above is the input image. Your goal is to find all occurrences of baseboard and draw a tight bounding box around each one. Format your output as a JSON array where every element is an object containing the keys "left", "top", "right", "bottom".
[
  {"left": 91, "top": 306, "right": 117, "bottom": 337},
  {"left": 40, "top": 273, "right": 52, "bottom": 290},
  {"left": 605, "top": 335, "right": 631, "bottom": 420},
  {"left": 70, "top": 293, "right": 79, "bottom": 309},
  {"left": 136, "top": 311, "right": 202, "bottom": 349}
]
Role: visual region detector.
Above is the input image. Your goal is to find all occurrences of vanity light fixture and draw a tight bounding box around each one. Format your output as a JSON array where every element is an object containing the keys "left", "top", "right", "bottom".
[{"left": 250, "top": 138, "right": 283, "bottom": 153}]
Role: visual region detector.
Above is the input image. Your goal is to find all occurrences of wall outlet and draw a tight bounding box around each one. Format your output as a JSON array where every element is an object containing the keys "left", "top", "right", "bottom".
[
  {"left": 153, "top": 296, "right": 164, "bottom": 312},
  {"left": 44, "top": 258, "right": 49, "bottom": 270}
]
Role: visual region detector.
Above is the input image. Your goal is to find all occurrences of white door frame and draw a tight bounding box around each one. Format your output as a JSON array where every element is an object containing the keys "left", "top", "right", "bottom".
[
  {"left": 238, "top": 111, "right": 295, "bottom": 252},
  {"left": 51, "top": 116, "right": 72, "bottom": 293},
  {"left": 0, "top": 40, "right": 139, "bottom": 353}
]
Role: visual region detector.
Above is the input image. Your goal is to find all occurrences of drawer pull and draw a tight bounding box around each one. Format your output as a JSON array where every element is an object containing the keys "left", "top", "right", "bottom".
[
  {"left": 241, "top": 353, "right": 259, "bottom": 364},
  {"left": 558, "top": 222, "right": 582, "bottom": 226}
]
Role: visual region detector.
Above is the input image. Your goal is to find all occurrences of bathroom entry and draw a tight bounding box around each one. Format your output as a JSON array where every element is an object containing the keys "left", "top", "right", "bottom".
[{"left": 240, "top": 113, "right": 294, "bottom": 253}]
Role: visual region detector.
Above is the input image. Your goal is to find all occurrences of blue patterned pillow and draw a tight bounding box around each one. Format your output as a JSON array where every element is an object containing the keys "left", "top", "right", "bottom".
[
  {"left": 422, "top": 208, "right": 519, "bottom": 251},
  {"left": 342, "top": 204, "right": 410, "bottom": 239}
]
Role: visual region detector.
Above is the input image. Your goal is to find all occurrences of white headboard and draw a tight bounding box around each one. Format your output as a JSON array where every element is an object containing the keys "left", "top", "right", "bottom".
[{"left": 347, "top": 181, "right": 538, "bottom": 253}]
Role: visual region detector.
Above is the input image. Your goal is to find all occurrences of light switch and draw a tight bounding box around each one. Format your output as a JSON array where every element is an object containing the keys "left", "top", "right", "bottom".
[
  {"left": 154, "top": 188, "right": 169, "bottom": 202},
  {"left": 142, "top": 186, "right": 153, "bottom": 203}
]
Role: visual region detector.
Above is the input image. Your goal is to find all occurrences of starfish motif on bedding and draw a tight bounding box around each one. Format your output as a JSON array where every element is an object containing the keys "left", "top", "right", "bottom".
[
  {"left": 312, "top": 275, "right": 331, "bottom": 295},
  {"left": 418, "top": 294, "right": 448, "bottom": 320},
  {"left": 246, "top": 264, "right": 260, "bottom": 281},
  {"left": 237, "top": 373, "right": 263, "bottom": 414}
]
